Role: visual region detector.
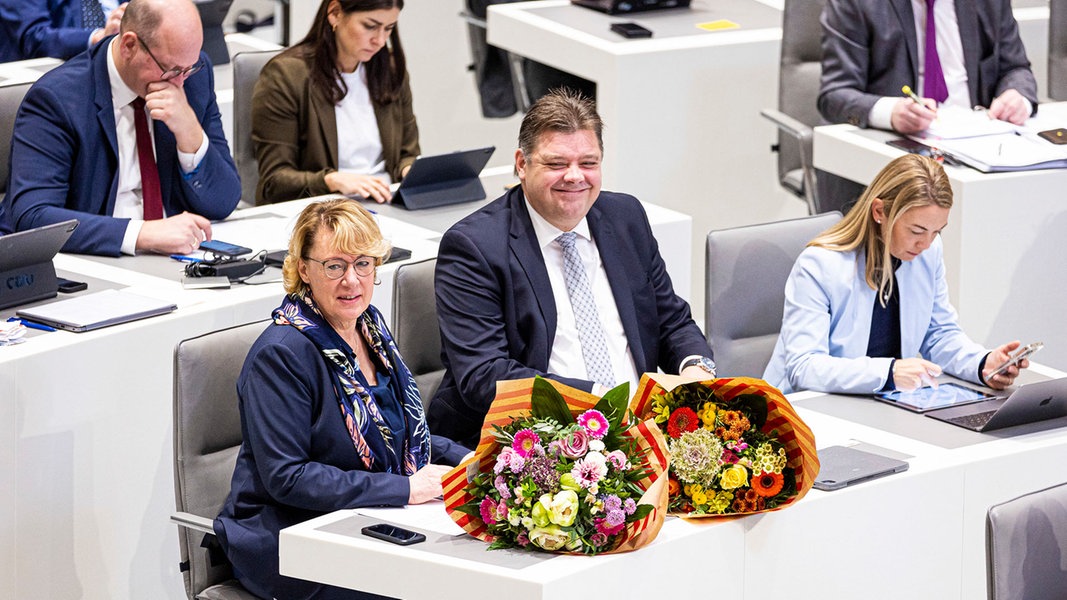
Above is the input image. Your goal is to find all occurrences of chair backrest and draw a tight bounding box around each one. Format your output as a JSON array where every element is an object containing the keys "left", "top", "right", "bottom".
[
  {"left": 391, "top": 258, "right": 445, "bottom": 405},
  {"left": 1050, "top": 0, "right": 1067, "bottom": 101},
  {"left": 705, "top": 212, "right": 842, "bottom": 378},
  {"left": 0, "top": 81, "right": 32, "bottom": 200},
  {"left": 232, "top": 49, "right": 280, "bottom": 206},
  {"left": 986, "top": 481, "right": 1067, "bottom": 600},
  {"left": 173, "top": 320, "right": 267, "bottom": 600},
  {"left": 774, "top": 0, "right": 827, "bottom": 193}
]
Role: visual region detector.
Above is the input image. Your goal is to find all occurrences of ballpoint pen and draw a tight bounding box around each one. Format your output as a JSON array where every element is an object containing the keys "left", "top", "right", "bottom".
[
  {"left": 6, "top": 316, "right": 56, "bottom": 332},
  {"left": 170, "top": 254, "right": 204, "bottom": 263},
  {"left": 901, "top": 85, "right": 924, "bottom": 106}
]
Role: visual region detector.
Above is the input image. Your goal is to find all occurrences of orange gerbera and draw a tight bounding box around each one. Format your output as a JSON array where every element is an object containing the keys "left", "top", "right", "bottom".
[{"left": 752, "top": 471, "right": 785, "bottom": 497}]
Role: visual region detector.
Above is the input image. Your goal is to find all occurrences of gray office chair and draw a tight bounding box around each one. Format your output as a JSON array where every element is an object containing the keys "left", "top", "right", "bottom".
[
  {"left": 391, "top": 258, "right": 445, "bottom": 405},
  {"left": 173, "top": 320, "right": 268, "bottom": 600},
  {"left": 705, "top": 211, "right": 841, "bottom": 378},
  {"left": 0, "top": 81, "right": 33, "bottom": 203},
  {"left": 986, "top": 481, "right": 1067, "bottom": 600},
  {"left": 1050, "top": 0, "right": 1067, "bottom": 101},
  {"left": 760, "top": 0, "right": 827, "bottom": 215},
  {"left": 232, "top": 49, "right": 280, "bottom": 207}
]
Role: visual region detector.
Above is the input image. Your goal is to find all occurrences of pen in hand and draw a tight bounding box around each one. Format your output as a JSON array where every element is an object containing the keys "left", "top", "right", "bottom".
[{"left": 901, "top": 85, "right": 936, "bottom": 113}]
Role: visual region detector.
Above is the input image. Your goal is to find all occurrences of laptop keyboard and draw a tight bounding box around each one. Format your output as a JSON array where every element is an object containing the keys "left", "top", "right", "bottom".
[{"left": 944, "top": 410, "right": 998, "bottom": 430}]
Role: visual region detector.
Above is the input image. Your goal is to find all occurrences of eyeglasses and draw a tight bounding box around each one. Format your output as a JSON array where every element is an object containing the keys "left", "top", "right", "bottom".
[
  {"left": 136, "top": 36, "right": 204, "bottom": 81},
  {"left": 304, "top": 256, "right": 376, "bottom": 279}
]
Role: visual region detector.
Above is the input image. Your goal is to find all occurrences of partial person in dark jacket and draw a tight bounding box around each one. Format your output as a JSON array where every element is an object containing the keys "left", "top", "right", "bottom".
[
  {"left": 0, "top": 0, "right": 126, "bottom": 62},
  {"left": 215, "top": 199, "right": 467, "bottom": 600}
]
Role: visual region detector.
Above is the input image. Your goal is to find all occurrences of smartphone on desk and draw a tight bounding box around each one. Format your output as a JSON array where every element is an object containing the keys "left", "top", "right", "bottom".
[
  {"left": 199, "top": 239, "right": 252, "bottom": 257},
  {"left": 361, "top": 523, "right": 426, "bottom": 546}
]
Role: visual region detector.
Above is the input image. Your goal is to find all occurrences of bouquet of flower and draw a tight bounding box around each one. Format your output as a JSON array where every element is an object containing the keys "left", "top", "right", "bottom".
[
  {"left": 630, "top": 374, "right": 818, "bottom": 517},
  {"left": 443, "top": 377, "right": 668, "bottom": 555}
]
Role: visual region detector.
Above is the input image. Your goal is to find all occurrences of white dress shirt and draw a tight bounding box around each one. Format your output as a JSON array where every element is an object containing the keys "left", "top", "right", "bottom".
[
  {"left": 336, "top": 64, "right": 390, "bottom": 183},
  {"left": 525, "top": 198, "right": 639, "bottom": 393},
  {"left": 106, "top": 38, "right": 208, "bottom": 254}
]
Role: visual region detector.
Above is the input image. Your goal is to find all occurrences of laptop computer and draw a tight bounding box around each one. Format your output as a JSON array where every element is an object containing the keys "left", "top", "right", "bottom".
[
  {"left": 0, "top": 219, "right": 79, "bottom": 309},
  {"left": 925, "top": 378, "right": 1067, "bottom": 432},
  {"left": 16, "top": 289, "right": 177, "bottom": 333},
  {"left": 392, "top": 146, "right": 495, "bottom": 210}
]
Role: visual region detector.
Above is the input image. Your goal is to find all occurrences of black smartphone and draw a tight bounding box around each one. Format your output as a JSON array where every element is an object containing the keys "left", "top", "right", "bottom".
[
  {"left": 384, "top": 246, "right": 412, "bottom": 264},
  {"left": 56, "top": 277, "right": 88, "bottom": 293},
  {"left": 199, "top": 239, "right": 253, "bottom": 257},
  {"left": 886, "top": 138, "right": 964, "bottom": 167},
  {"left": 361, "top": 523, "right": 426, "bottom": 546},
  {"left": 610, "top": 22, "right": 652, "bottom": 39}
]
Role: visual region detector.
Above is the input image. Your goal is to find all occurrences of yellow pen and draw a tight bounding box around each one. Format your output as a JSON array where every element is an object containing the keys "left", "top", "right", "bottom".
[{"left": 901, "top": 85, "right": 923, "bottom": 105}]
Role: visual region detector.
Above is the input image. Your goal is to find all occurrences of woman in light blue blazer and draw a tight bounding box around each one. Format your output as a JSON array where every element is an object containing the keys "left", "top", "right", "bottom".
[{"left": 764, "top": 154, "right": 1027, "bottom": 395}]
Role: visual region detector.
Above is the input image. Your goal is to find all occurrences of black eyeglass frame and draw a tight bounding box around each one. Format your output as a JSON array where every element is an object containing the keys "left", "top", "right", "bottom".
[{"left": 136, "top": 35, "right": 204, "bottom": 81}]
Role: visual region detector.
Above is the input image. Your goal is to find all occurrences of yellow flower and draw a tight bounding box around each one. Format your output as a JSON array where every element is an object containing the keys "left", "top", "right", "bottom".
[
  {"left": 651, "top": 400, "right": 672, "bottom": 423},
  {"left": 708, "top": 491, "right": 733, "bottom": 513},
  {"left": 698, "top": 402, "right": 717, "bottom": 428},
  {"left": 690, "top": 489, "right": 708, "bottom": 506},
  {"left": 719, "top": 464, "right": 749, "bottom": 490}
]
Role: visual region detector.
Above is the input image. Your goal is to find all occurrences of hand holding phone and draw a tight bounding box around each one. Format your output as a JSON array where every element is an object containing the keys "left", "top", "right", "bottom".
[
  {"left": 361, "top": 523, "right": 426, "bottom": 546},
  {"left": 987, "top": 342, "right": 1043, "bottom": 380}
]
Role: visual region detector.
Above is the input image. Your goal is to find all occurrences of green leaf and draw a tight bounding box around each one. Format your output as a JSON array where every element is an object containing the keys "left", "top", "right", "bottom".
[
  {"left": 594, "top": 382, "right": 630, "bottom": 429},
  {"left": 627, "top": 503, "right": 655, "bottom": 522},
  {"left": 531, "top": 376, "right": 574, "bottom": 424},
  {"left": 455, "top": 503, "right": 482, "bottom": 518}
]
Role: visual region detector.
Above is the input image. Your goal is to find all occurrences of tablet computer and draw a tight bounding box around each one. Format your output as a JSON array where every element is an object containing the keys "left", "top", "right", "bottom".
[
  {"left": 813, "top": 445, "right": 910, "bottom": 491},
  {"left": 874, "top": 382, "right": 995, "bottom": 413}
]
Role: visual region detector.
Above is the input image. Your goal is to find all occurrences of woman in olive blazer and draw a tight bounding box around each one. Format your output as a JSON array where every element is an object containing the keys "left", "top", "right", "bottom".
[{"left": 252, "top": 0, "right": 419, "bottom": 205}]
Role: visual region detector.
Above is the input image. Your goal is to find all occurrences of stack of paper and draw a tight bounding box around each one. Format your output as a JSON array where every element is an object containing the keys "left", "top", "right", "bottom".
[
  {"left": 0, "top": 320, "right": 27, "bottom": 346},
  {"left": 910, "top": 107, "right": 1067, "bottom": 173}
]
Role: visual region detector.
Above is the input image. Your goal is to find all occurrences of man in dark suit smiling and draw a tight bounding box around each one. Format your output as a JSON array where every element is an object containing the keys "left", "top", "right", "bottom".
[{"left": 429, "top": 89, "right": 714, "bottom": 448}]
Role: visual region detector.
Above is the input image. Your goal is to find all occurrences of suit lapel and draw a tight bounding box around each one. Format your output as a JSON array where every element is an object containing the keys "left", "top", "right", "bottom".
[
  {"left": 955, "top": 0, "right": 981, "bottom": 106},
  {"left": 507, "top": 188, "right": 557, "bottom": 360},
  {"left": 890, "top": 0, "right": 920, "bottom": 85},
  {"left": 587, "top": 201, "right": 644, "bottom": 370},
  {"left": 92, "top": 45, "right": 120, "bottom": 213}
]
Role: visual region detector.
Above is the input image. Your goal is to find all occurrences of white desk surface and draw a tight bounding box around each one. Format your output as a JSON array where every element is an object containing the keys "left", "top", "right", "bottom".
[
  {"left": 813, "top": 102, "right": 1067, "bottom": 373},
  {"left": 280, "top": 364, "right": 1067, "bottom": 600},
  {"left": 0, "top": 183, "right": 691, "bottom": 599}
]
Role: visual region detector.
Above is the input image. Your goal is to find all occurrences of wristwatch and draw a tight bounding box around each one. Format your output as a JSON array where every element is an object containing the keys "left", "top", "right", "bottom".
[{"left": 681, "top": 356, "right": 717, "bottom": 377}]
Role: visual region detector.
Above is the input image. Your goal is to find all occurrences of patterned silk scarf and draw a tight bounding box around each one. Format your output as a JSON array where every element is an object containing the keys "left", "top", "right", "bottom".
[{"left": 273, "top": 292, "right": 430, "bottom": 475}]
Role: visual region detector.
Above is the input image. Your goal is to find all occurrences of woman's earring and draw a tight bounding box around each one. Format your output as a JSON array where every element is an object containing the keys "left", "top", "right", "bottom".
[{"left": 374, "top": 276, "right": 381, "bottom": 286}]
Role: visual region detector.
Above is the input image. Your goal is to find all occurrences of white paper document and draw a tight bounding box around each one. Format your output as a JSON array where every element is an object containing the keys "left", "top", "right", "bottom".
[{"left": 354, "top": 502, "right": 466, "bottom": 537}]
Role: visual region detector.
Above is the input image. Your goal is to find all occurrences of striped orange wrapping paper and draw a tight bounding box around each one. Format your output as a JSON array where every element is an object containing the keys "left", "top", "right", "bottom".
[
  {"left": 630, "top": 374, "right": 819, "bottom": 518},
  {"left": 442, "top": 378, "right": 669, "bottom": 554}
]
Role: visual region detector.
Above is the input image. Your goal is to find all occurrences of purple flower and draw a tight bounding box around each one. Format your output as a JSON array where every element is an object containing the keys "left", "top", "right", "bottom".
[
  {"left": 605, "top": 509, "right": 626, "bottom": 527},
  {"left": 721, "top": 449, "right": 740, "bottom": 464},
  {"left": 595, "top": 516, "right": 624, "bottom": 536},
  {"left": 577, "top": 409, "right": 609, "bottom": 439},
  {"left": 494, "top": 475, "right": 511, "bottom": 500},
  {"left": 512, "top": 428, "right": 541, "bottom": 458},
  {"left": 589, "top": 532, "right": 609, "bottom": 547},
  {"left": 559, "top": 428, "right": 589, "bottom": 459},
  {"left": 508, "top": 449, "right": 526, "bottom": 473},
  {"left": 602, "top": 494, "right": 622, "bottom": 512},
  {"left": 623, "top": 498, "right": 637, "bottom": 515}
]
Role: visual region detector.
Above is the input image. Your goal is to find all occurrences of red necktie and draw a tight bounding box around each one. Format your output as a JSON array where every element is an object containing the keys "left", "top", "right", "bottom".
[{"left": 131, "top": 97, "right": 164, "bottom": 220}]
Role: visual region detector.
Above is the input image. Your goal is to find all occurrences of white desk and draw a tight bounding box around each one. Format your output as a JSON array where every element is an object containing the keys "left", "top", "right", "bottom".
[
  {"left": 280, "top": 364, "right": 1067, "bottom": 600},
  {"left": 813, "top": 102, "right": 1067, "bottom": 373},
  {"left": 0, "top": 184, "right": 691, "bottom": 599}
]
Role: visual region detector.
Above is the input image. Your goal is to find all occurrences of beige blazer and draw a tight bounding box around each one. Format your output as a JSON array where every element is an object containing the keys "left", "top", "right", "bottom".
[{"left": 252, "top": 51, "right": 420, "bottom": 205}]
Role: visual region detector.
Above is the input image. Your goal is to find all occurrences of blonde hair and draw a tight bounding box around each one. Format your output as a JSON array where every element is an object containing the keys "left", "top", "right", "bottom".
[
  {"left": 809, "top": 154, "right": 952, "bottom": 303},
  {"left": 283, "top": 199, "right": 391, "bottom": 295}
]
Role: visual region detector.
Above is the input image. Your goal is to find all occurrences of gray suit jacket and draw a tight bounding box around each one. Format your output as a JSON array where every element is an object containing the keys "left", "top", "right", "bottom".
[{"left": 818, "top": 0, "right": 1037, "bottom": 127}]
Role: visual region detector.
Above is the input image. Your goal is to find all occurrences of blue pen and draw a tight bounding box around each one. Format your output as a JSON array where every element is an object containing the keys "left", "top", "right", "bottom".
[
  {"left": 170, "top": 254, "right": 204, "bottom": 263},
  {"left": 6, "top": 316, "right": 56, "bottom": 332}
]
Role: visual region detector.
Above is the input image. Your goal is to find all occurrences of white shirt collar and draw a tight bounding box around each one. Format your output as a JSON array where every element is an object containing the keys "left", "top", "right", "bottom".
[
  {"left": 524, "top": 194, "right": 592, "bottom": 251},
  {"left": 106, "top": 37, "right": 139, "bottom": 109}
]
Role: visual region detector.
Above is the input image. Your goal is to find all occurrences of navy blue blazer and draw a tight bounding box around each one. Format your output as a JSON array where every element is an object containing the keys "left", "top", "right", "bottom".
[
  {"left": 819, "top": 0, "right": 1038, "bottom": 128},
  {"left": 428, "top": 186, "right": 712, "bottom": 447},
  {"left": 214, "top": 321, "right": 468, "bottom": 600},
  {"left": 1, "top": 38, "right": 240, "bottom": 255},
  {"left": 0, "top": 0, "right": 109, "bottom": 62}
]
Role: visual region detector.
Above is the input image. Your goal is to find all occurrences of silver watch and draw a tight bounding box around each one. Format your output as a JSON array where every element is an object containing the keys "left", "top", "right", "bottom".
[{"left": 682, "top": 356, "right": 716, "bottom": 376}]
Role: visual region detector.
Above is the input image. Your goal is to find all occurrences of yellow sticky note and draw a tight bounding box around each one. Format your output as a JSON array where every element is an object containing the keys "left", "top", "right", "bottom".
[{"left": 697, "top": 20, "right": 741, "bottom": 32}]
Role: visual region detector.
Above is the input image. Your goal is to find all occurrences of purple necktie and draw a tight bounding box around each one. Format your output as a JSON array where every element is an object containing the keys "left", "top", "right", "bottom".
[{"left": 923, "top": 0, "right": 949, "bottom": 103}]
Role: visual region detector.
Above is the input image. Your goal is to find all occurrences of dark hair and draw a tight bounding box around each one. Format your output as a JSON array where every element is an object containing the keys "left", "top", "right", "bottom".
[
  {"left": 517, "top": 88, "right": 603, "bottom": 158},
  {"left": 120, "top": 0, "right": 163, "bottom": 43},
  {"left": 292, "top": 0, "right": 406, "bottom": 106}
]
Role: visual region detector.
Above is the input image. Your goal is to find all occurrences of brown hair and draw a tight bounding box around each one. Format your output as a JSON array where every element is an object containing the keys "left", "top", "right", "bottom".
[
  {"left": 809, "top": 154, "right": 953, "bottom": 303},
  {"left": 517, "top": 88, "right": 603, "bottom": 158},
  {"left": 289, "top": 0, "right": 406, "bottom": 106},
  {"left": 283, "top": 198, "right": 391, "bottom": 295}
]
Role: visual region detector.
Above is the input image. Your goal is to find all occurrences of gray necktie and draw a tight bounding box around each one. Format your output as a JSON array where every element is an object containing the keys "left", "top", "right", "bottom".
[
  {"left": 82, "top": 0, "right": 106, "bottom": 30},
  {"left": 556, "top": 232, "right": 615, "bottom": 388}
]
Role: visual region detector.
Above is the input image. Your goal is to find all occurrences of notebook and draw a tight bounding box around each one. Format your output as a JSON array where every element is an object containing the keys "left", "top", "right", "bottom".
[
  {"left": 392, "top": 146, "right": 495, "bottom": 210},
  {"left": 813, "top": 445, "right": 909, "bottom": 491},
  {"left": 16, "top": 289, "right": 177, "bottom": 332},
  {"left": 925, "top": 378, "right": 1067, "bottom": 432}
]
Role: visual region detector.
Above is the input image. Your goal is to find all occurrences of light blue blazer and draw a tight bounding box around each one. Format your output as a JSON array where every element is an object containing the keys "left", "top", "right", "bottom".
[{"left": 764, "top": 236, "right": 987, "bottom": 395}]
